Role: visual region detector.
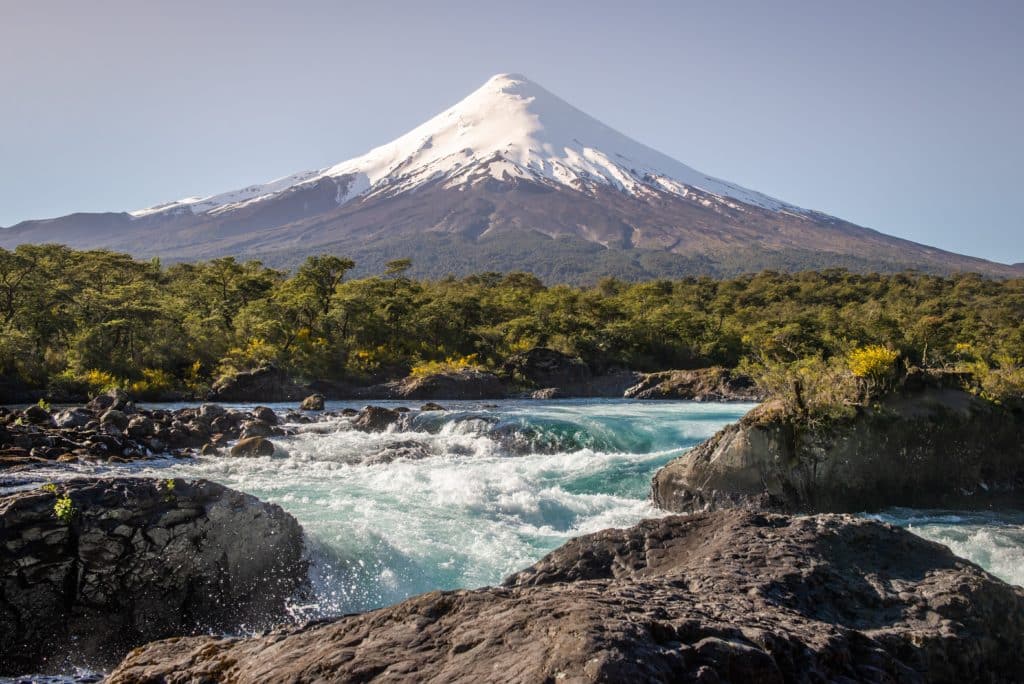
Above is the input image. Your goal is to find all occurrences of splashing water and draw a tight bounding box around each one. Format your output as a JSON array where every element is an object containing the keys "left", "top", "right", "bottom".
[
  {"left": 868, "top": 508, "right": 1024, "bottom": 587},
  {"left": 5, "top": 398, "right": 1021, "bottom": 626}
]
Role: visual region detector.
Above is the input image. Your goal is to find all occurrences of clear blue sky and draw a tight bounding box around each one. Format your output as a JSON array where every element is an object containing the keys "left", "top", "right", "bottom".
[{"left": 2, "top": 0, "right": 1022, "bottom": 263}]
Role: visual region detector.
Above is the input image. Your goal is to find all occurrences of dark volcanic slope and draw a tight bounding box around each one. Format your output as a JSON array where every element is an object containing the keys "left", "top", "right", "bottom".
[{"left": 2, "top": 176, "right": 1019, "bottom": 281}]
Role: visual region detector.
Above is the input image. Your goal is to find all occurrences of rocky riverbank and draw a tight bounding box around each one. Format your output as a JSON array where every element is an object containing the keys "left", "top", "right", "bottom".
[
  {"left": 107, "top": 509, "right": 1024, "bottom": 683},
  {"left": 0, "top": 477, "right": 306, "bottom": 674},
  {"left": 0, "top": 390, "right": 304, "bottom": 471},
  {"left": 652, "top": 381, "right": 1024, "bottom": 514}
]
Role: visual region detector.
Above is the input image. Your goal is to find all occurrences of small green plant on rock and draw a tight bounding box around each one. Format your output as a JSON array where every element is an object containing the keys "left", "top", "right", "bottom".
[
  {"left": 53, "top": 494, "right": 75, "bottom": 523},
  {"left": 40, "top": 482, "right": 58, "bottom": 494},
  {"left": 36, "top": 397, "right": 51, "bottom": 411}
]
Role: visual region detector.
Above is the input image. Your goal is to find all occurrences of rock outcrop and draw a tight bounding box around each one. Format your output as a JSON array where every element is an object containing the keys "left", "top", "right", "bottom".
[
  {"left": 0, "top": 477, "right": 306, "bottom": 674},
  {"left": 107, "top": 510, "right": 1024, "bottom": 683},
  {"left": 392, "top": 369, "right": 509, "bottom": 400},
  {"left": 653, "top": 387, "right": 1024, "bottom": 514},
  {"left": 0, "top": 401, "right": 290, "bottom": 470},
  {"left": 502, "top": 346, "right": 590, "bottom": 388},
  {"left": 209, "top": 366, "right": 306, "bottom": 402},
  {"left": 625, "top": 367, "right": 762, "bottom": 402}
]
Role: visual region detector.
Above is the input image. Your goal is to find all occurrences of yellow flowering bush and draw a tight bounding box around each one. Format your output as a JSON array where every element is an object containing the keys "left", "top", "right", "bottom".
[{"left": 409, "top": 354, "right": 484, "bottom": 378}]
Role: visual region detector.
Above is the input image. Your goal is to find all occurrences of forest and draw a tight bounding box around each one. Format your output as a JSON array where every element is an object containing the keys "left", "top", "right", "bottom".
[{"left": 1, "top": 244, "right": 1022, "bottom": 403}]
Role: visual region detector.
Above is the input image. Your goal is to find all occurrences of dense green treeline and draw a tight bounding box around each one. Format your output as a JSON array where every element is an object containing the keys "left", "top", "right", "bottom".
[{"left": 1, "top": 244, "right": 1022, "bottom": 401}]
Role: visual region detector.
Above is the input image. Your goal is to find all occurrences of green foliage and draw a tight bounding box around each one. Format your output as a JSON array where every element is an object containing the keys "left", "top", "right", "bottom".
[
  {"left": 409, "top": 354, "right": 484, "bottom": 377},
  {"left": 0, "top": 245, "right": 1021, "bottom": 405},
  {"left": 740, "top": 356, "right": 859, "bottom": 421},
  {"left": 53, "top": 494, "right": 75, "bottom": 523},
  {"left": 40, "top": 482, "right": 58, "bottom": 494},
  {"left": 36, "top": 397, "right": 51, "bottom": 411}
]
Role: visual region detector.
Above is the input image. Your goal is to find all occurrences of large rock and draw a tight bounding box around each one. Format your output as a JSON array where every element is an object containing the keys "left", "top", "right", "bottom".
[
  {"left": 107, "top": 510, "right": 1024, "bottom": 683},
  {"left": 86, "top": 387, "right": 134, "bottom": 413},
  {"left": 502, "top": 347, "right": 590, "bottom": 388},
  {"left": 210, "top": 366, "right": 306, "bottom": 402},
  {"left": 502, "top": 348, "right": 641, "bottom": 397},
  {"left": 230, "top": 436, "right": 276, "bottom": 457},
  {"left": 0, "top": 477, "right": 306, "bottom": 674},
  {"left": 351, "top": 406, "right": 403, "bottom": 432},
  {"left": 625, "top": 367, "right": 763, "bottom": 401},
  {"left": 653, "top": 387, "right": 1024, "bottom": 514},
  {"left": 394, "top": 369, "right": 509, "bottom": 400},
  {"left": 299, "top": 393, "right": 325, "bottom": 411}
]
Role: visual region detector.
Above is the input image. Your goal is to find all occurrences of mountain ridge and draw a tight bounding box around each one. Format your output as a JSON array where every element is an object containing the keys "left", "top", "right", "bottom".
[{"left": 2, "top": 73, "right": 1021, "bottom": 281}]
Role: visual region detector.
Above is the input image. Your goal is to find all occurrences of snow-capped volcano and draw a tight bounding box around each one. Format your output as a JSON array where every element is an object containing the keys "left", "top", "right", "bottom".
[
  {"left": 4, "top": 73, "right": 1021, "bottom": 280},
  {"left": 131, "top": 73, "right": 796, "bottom": 219}
]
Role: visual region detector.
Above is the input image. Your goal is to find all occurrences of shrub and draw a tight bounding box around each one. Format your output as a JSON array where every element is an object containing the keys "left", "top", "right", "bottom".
[
  {"left": 80, "top": 369, "right": 122, "bottom": 396},
  {"left": 741, "top": 355, "right": 859, "bottom": 422},
  {"left": 53, "top": 494, "right": 75, "bottom": 523},
  {"left": 409, "top": 354, "right": 484, "bottom": 378},
  {"left": 128, "top": 368, "right": 175, "bottom": 399},
  {"left": 847, "top": 345, "right": 900, "bottom": 381},
  {"left": 847, "top": 345, "right": 899, "bottom": 397}
]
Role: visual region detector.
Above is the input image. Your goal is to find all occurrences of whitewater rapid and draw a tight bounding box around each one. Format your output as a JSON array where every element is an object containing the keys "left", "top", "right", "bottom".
[{"left": 7, "top": 399, "right": 1022, "bottom": 619}]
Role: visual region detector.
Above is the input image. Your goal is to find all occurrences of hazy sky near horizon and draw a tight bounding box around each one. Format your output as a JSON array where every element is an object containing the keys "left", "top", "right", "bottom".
[{"left": 2, "top": 0, "right": 1022, "bottom": 263}]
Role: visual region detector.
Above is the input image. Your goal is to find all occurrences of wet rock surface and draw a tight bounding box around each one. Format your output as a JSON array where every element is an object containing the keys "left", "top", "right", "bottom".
[
  {"left": 107, "top": 510, "right": 1024, "bottom": 683},
  {"left": 625, "top": 367, "right": 762, "bottom": 402},
  {"left": 0, "top": 394, "right": 296, "bottom": 471},
  {"left": 652, "top": 387, "right": 1024, "bottom": 514},
  {"left": 0, "top": 477, "right": 307, "bottom": 674}
]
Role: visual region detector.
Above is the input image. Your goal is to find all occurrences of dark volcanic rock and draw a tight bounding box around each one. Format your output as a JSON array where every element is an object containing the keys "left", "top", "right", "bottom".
[
  {"left": 652, "top": 388, "right": 1024, "bottom": 514},
  {"left": 299, "top": 393, "right": 325, "bottom": 411},
  {"left": 393, "top": 369, "right": 509, "bottom": 400},
  {"left": 502, "top": 347, "right": 590, "bottom": 388},
  {"left": 0, "top": 477, "right": 306, "bottom": 674},
  {"left": 107, "top": 510, "right": 1024, "bottom": 683},
  {"left": 625, "top": 367, "right": 763, "bottom": 401},
  {"left": 252, "top": 406, "right": 278, "bottom": 425},
  {"left": 229, "top": 436, "right": 276, "bottom": 457},
  {"left": 22, "top": 404, "right": 55, "bottom": 426},
  {"left": 351, "top": 406, "right": 402, "bottom": 433},
  {"left": 86, "top": 388, "right": 134, "bottom": 414},
  {"left": 210, "top": 366, "right": 306, "bottom": 402}
]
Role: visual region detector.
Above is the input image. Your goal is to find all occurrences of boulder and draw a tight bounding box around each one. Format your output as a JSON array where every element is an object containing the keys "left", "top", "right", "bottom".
[
  {"left": 126, "top": 415, "right": 156, "bottom": 438},
  {"left": 419, "top": 402, "right": 446, "bottom": 411},
  {"left": 238, "top": 419, "right": 274, "bottom": 439},
  {"left": 501, "top": 347, "right": 590, "bottom": 389},
  {"left": 652, "top": 387, "right": 1024, "bottom": 514},
  {"left": 229, "top": 436, "right": 276, "bottom": 457},
  {"left": 86, "top": 388, "right": 134, "bottom": 413},
  {"left": 198, "top": 403, "right": 227, "bottom": 420},
  {"left": 351, "top": 406, "right": 402, "bottom": 433},
  {"left": 21, "top": 404, "right": 54, "bottom": 427},
  {"left": 394, "top": 369, "right": 509, "bottom": 400},
  {"left": 54, "top": 407, "right": 92, "bottom": 429},
  {"left": 210, "top": 366, "right": 306, "bottom": 402},
  {"left": 625, "top": 367, "right": 763, "bottom": 401},
  {"left": 99, "top": 409, "right": 130, "bottom": 431},
  {"left": 299, "top": 393, "right": 325, "bottom": 411},
  {"left": 252, "top": 406, "right": 278, "bottom": 425},
  {"left": 0, "top": 478, "right": 306, "bottom": 674},
  {"left": 107, "top": 510, "right": 1024, "bottom": 683}
]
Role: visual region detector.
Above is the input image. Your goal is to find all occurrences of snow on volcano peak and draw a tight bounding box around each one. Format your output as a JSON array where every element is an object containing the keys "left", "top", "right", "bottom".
[{"left": 130, "top": 73, "right": 799, "bottom": 218}]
